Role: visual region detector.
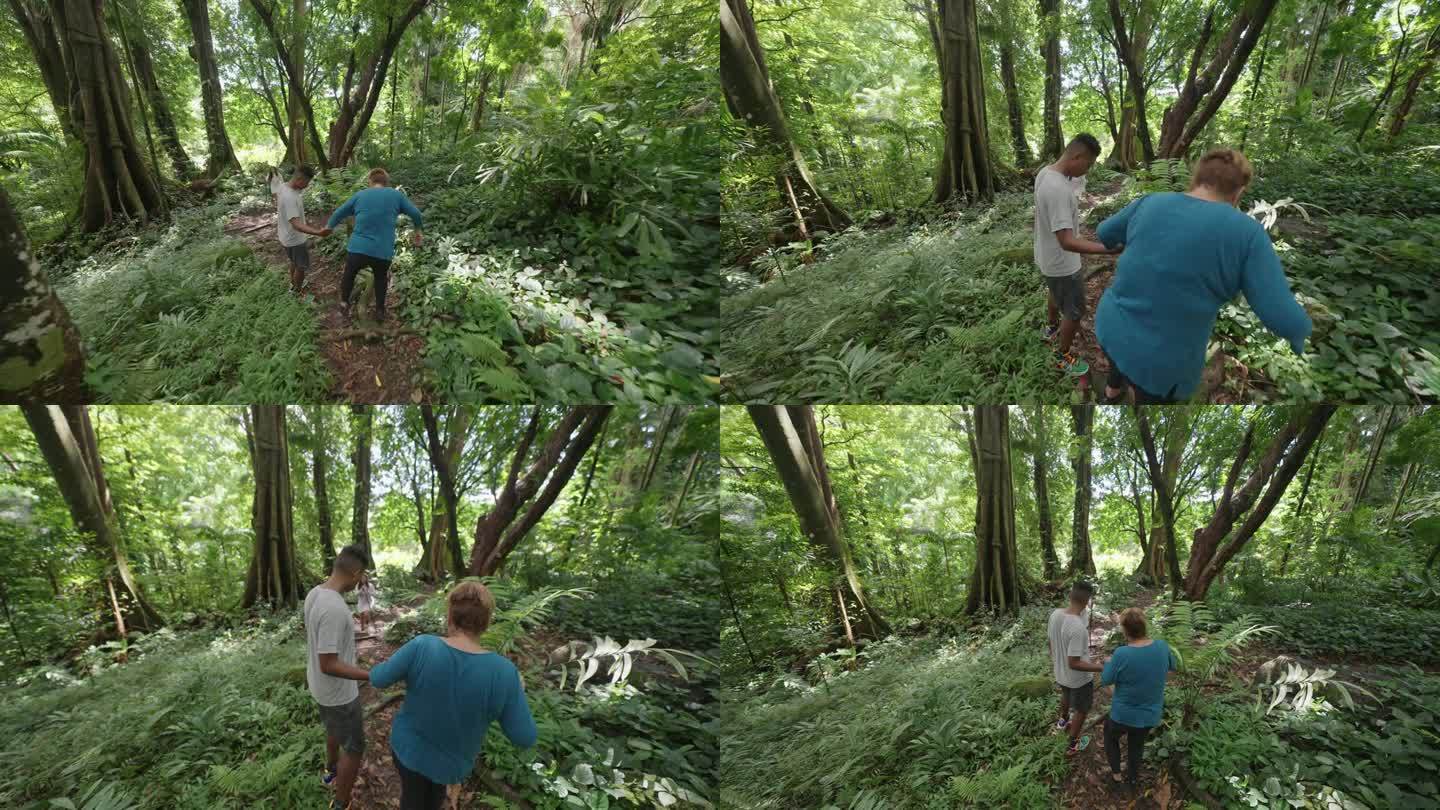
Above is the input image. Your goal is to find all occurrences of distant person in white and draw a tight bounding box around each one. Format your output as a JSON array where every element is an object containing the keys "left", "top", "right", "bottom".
[
  {"left": 1048, "top": 580, "right": 1105, "bottom": 755},
  {"left": 268, "top": 164, "right": 332, "bottom": 292}
]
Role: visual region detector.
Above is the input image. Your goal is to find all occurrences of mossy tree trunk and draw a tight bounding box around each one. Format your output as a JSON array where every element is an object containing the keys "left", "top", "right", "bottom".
[
  {"left": 965, "top": 406, "right": 1023, "bottom": 613},
  {"left": 1037, "top": 0, "right": 1064, "bottom": 160},
  {"left": 53, "top": 0, "right": 168, "bottom": 231},
  {"left": 749, "top": 405, "right": 891, "bottom": 638},
  {"left": 1107, "top": 0, "right": 1157, "bottom": 165},
  {"left": 1032, "top": 406, "right": 1059, "bottom": 580},
  {"left": 351, "top": 404, "right": 373, "bottom": 559},
  {"left": 242, "top": 406, "right": 302, "bottom": 608},
  {"left": 1069, "top": 405, "right": 1096, "bottom": 576},
  {"left": 999, "top": 40, "right": 1033, "bottom": 166},
  {"left": 420, "top": 404, "right": 472, "bottom": 581},
  {"left": 180, "top": 0, "right": 240, "bottom": 176},
  {"left": 310, "top": 406, "right": 336, "bottom": 573},
  {"left": 22, "top": 405, "right": 165, "bottom": 630},
  {"left": 0, "top": 187, "right": 88, "bottom": 402},
  {"left": 8, "top": 0, "right": 76, "bottom": 140},
  {"left": 115, "top": 4, "right": 195, "bottom": 178},
  {"left": 933, "top": 0, "right": 994, "bottom": 205}
]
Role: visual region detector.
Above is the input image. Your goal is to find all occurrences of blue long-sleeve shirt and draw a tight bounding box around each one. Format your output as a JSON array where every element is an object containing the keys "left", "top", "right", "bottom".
[
  {"left": 1101, "top": 639, "right": 1177, "bottom": 728},
  {"left": 369, "top": 634, "right": 537, "bottom": 784},
  {"left": 326, "top": 186, "right": 423, "bottom": 260},
  {"left": 1094, "top": 192, "right": 1312, "bottom": 399}
]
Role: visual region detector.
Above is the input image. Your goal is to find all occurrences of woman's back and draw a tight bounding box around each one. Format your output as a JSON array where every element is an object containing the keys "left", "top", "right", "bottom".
[
  {"left": 369, "top": 634, "right": 537, "bottom": 784},
  {"left": 1102, "top": 639, "right": 1175, "bottom": 728}
]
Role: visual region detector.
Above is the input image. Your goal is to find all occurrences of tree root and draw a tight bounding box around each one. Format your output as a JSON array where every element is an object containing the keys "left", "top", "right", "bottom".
[{"left": 1169, "top": 755, "right": 1224, "bottom": 810}]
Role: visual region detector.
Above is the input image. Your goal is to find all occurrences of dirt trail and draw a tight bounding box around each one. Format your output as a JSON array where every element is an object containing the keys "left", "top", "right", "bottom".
[
  {"left": 1057, "top": 588, "right": 1187, "bottom": 810},
  {"left": 223, "top": 209, "right": 427, "bottom": 403}
]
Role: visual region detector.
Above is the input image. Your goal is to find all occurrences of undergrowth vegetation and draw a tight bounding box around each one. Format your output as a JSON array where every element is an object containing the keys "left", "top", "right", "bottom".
[{"left": 721, "top": 149, "right": 1440, "bottom": 403}]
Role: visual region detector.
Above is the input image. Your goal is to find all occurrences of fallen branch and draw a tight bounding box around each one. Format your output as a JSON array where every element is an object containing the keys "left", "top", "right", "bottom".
[
  {"left": 1169, "top": 755, "right": 1225, "bottom": 810},
  {"left": 475, "top": 770, "right": 534, "bottom": 810},
  {"left": 322, "top": 327, "right": 422, "bottom": 340}
]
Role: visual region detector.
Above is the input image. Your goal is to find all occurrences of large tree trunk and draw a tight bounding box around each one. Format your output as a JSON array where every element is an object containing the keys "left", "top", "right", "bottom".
[
  {"left": 420, "top": 405, "right": 472, "bottom": 580},
  {"left": 1, "top": 187, "right": 88, "bottom": 402},
  {"left": 1107, "top": 0, "right": 1156, "bottom": 164},
  {"left": 21, "top": 405, "right": 164, "bottom": 630},
  {"left": 1069, "top": 405, "right": 1096, "bottom": 576},
  {"left": 469, "top": 65, "right": 494, "bottom": 132},
  {"left": 720, "top": 0, "right": 850, "bottom": 235},
  {"left": 1032, "top": 406, "right": 1059, "bottom": 579},
  {"left": 243, "top": 406, "right": 302, "bottom": 608},
  {"left": 351, "top": 405, "right": 373, "bottom": 558},
  {"left": 52, "top": 0, "right": 168, "bottom": 231},
  {"left": 1183, "top": 405, "right": 1336, "bottom": 600},
  {"left": 311, "top": 407, "right": 336, "bottom": 573},
  {"left": 1388, "top": 23, "right": 1440, "bottom": 138},
  {"left": 287, "top": 0, "right": 307, "bottom": 165},
  {"left": 8, "top": 0, "right": 76, "bottom": 139},
  {"left": 1156, "top": 0, "right": 1280, "bottom": 158},
  {"left": 1135, "top": 407, "right": 1188, "bottom": 596},
  {"left": 1037, "top": 0, "right": 1063, "bottom": 160},
  {"left": 966, "top": 406, "right": 1023, "bottom": 613},
  {"left": 471, "top": 407, "right": 611, "bottom": 576},
  {"left": 1279, "top": 423, "right": 1328, "bottom": 576},
  {"left": 179, "top": 0, "right": 240, "bottom": 177},
  {"left": 748, "top": 405, "right": 890, "bottom": 638},
  {"left": 999, "top": 40, "right": 1033, "bottom": 166},
  {"left": 115, "top": 6, "right": 194, "bottom": 178},
  {"left": 933, "top": 0, "right": 994, "bottom": 205}
]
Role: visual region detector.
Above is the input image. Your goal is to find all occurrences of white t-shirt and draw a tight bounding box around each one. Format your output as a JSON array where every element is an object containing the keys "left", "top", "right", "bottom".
[
  {"left": 303, "top": 586, "right": 359, "bottom": 706},
  {"left": 1033, "top": 166, "right": 1083, "bottom": 278},
  {"left": 1048, "top": 607, "right": 1092, "bottom": 688},
  {"left": 273, "top": 177, "right": 308, "bottom": 248}
]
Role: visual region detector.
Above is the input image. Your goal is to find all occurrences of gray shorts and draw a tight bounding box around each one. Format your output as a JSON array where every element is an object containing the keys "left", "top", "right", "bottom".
[
  {"left": 284, "top": 242, "right": 311, "bottom": 271},
  {"left": 1044, "top": 272, "right": 1086, "bottom": 321},
  {"left": 1059, "top": 680, "right": 1095, "bottom": 713},
  {"left": 318, "top": 696, "right": 365, "bottom": 754}
]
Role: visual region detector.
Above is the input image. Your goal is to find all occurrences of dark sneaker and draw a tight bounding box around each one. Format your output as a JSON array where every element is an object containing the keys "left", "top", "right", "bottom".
[
  {"left": 322, "top": 768, "right": 336, "bottom": 787},
  {"left": 1054, "top": 716, "right": 1069, "bottom": 732},
  {"left": 1042, "top": 324, "right": 1059, "bottom": 341}
]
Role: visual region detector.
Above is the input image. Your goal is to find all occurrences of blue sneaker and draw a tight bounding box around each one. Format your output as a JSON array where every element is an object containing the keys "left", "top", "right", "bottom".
[
  {"left": 322, "top": 767, "right": 337, "bottom": 787},
  {"left": 1042, "top": 324, "right": 1059, "bottom": 341}
]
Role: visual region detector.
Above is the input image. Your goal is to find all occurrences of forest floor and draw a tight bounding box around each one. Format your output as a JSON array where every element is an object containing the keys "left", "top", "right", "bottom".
[{"left": 224, "top": 209, "right": 428, "bottom": 403}]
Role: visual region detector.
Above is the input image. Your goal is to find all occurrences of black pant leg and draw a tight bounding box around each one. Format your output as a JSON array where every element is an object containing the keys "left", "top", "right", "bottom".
[
  {"left": 1127, "top": 725, "right": 1150, "bottom": 782},
  {"left": 372, "top": 258, "right": 391, "bottom": 319},
  {"left": 1103, "top": 717, "right": 1123, "bottom": 775},
  {"left": 340, "top": 252, "right": 364, "bottom": 307}
]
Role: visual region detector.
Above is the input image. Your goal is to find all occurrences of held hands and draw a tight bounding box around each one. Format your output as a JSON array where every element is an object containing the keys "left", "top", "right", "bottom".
[{"left": 319, "top": 227, "right": 334, "bottom": 238}]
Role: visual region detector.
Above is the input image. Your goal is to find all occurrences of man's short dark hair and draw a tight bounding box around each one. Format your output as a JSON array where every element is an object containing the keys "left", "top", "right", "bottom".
[
  {"left": 1070, "top": 580, "right": 1095, "bottom": 602},
  {"left": 1066, "top": 134, "right": 1101, "bottom": 158},
  {"left": 335, "top": 544, "right": 369, "bottom": 574},
  {"left": 294, "top": 164, "right": 317, "bottom": 181}
]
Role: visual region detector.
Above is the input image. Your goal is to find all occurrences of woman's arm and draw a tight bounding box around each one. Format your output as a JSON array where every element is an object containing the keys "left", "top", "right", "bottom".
[
  {"left": 326, "top": 193, "right": 359, "bottom": 230},
  {"left": 499, "top": 667, "right": 538, "bottom": 748},
  {"left": 1100, "top": 651, "right": 1118, "bottom": 687},
  {"left": 368, "top": 636, "right": 420, "bottom": 688},
  {"left": 1096, "top": 196, "right": 1143, "bottom": 250},
  {"left": 1240, "top": 226, "right": 1313, "bottom": 354}
]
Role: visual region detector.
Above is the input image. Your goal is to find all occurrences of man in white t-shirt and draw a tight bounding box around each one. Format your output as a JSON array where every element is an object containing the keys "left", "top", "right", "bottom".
[
  {"left": 269, "top": 164, "right": 332, "bottom": 292},
  {"left": 1048, "top": 580, "right": 1105, "bottom": 755},
  {"left": 1033, "top": 133, "right": 1119, "bottom": 377},
  {"left": 304, "top": 544, "right": 372, "bottom": 810}
]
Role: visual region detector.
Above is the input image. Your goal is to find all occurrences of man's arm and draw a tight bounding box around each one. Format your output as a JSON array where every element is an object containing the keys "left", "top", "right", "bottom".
[
  {"left": 1055, "top": 228, "right": 1120, "bottom": 255},
  {"left": 1067, "top": 654, "right": 1105, "bottom": 673},
  {"left": 289, "top": 216, "right": 331, "bottom": 237},
  {"left": 319, "top": 652, "right": 370, "bottom": 681}
]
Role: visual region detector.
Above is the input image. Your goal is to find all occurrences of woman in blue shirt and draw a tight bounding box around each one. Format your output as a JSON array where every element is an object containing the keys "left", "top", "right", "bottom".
[
  {"left": 1100, "top": 608, "right": 1176, "bottom": 789},
  {"left": 1093, "top": 148, "right": 1311, "bottom": 403},
  {"left": 325, "top": 167, "right": 424, "bottom": 324},
  {"left": 369, "top": 580, "right": 537, "bottom": 810}
]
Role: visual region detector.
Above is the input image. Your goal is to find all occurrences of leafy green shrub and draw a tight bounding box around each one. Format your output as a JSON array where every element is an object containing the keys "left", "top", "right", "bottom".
[{"left": 1227, "top": 602, "right": 1440, "bottom": 663}]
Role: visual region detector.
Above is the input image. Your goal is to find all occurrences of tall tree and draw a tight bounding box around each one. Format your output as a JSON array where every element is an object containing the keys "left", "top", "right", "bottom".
[
  {"left": 1069, "top": 404, "right": 1096, "bottom": 576},
  {"left": 45, "top": 0, "right": 168, "bottom": 231},
  {"left": 1134, "top": 407, "right": 1188, "bottom": 595},
  {"left": 999, "top": 38, "right": 1034, "bottom": 166},
  {"left": 1156, "top": 0, "right": 1281, "bottom": 157},
  {"left": 748, "top": 405, "right": 891, "bottom": 639},
  {"left": 932, "top": 0, "right": 994, "bottom": 204},
  {"left": 1032, "top": 406, "right": 1059, "bottom": 579},
  {"left": 8, "top": 0, "right": 76, "bottom": 140},
  {"left": 420, "top": 405, "right": 472, "bottom": 580},
  {"left": 114, "top": 2, "right": 195, "bottom": 178},
  {"left": 1183, "top": 405, "right": 1336, "bottom": 600},
  {"left": 242, "top": 405, "right": 302, "bottom": 608},
  {"left": 720, "top": 0, "right": 851, "bottom": 236},
  {"left": 1037, "top": 0, "right": 1064, "bottom": 160},
  {"left": 471, "top": 407, "right": 611, "bottom": 576},
  {"left": 351, "top": 405, "right": 373, "bottom": 558},
  {"left": 1, "top": 187, "right": 88, "bottom": 402},
  {"left": 310, "top": 407, "right": 336, "bottom": 573},
  {"left": 179, "top": 0, "right": 239, "bottom": 176},
  {"left": 966, "top": 406, "right": 1023, "bottom": 613},
  {"left": 287, "top": 0, "right": 307, "bottom": 165},
  {"left": 20, "top": 405, "right": 164, "bottom": 631},
  {"left": 1104, "top": 0, "right": 1158, "bottom": 165},
  {"left": 1387, "top": 20, "right": 1440, "bottom": 138}
]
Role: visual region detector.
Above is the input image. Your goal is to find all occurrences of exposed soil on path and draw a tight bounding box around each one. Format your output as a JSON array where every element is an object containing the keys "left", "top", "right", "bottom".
[{"left": 223, "top": 209, "right": 428, "bottom": 403}]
